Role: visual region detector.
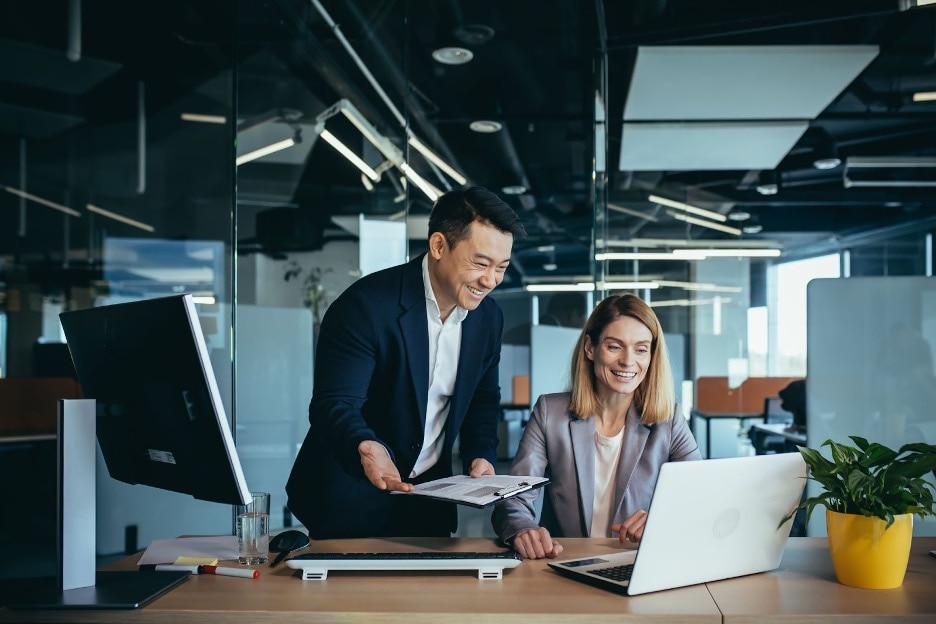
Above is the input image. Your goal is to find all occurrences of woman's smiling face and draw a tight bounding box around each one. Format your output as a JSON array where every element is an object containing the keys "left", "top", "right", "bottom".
[{"left": 585, "top": 315, "right": 652, "bottom": 398}]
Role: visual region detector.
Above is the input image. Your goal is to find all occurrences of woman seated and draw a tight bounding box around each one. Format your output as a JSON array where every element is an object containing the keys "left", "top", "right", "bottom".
[{"left": 492, "top": 293, "right": 701, "bottom": 559}]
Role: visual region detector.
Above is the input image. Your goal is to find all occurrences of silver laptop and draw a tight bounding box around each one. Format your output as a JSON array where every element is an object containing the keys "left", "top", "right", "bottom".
[{"left": 547, "top": 452, "right": 807, "bottom": 595}]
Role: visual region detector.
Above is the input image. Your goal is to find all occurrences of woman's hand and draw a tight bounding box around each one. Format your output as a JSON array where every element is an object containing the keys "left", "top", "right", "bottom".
[
  {"left": 612, "top": 509, "right": 648, "bottom": 545},
  {"left": 511, "top": 527, "right": 564, "bottom": 560}
]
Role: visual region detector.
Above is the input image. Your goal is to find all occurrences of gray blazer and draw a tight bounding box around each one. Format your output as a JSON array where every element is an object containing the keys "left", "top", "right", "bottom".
[{"left": 492, "top": 392, "right": 702, "bottom": 542}]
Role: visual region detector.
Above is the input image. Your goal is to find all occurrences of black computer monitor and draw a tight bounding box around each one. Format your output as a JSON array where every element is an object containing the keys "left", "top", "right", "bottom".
[
  {"left": 58, "top": 294, "right": 250, "bottom": 506},
  {"left": 11, "top": 294, "right": 250, "bottom": 610}
]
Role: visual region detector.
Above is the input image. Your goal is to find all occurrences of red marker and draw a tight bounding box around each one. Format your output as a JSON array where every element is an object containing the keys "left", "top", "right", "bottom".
[{"left": 202, "top": 565, "right": 259, "bottom": 579}]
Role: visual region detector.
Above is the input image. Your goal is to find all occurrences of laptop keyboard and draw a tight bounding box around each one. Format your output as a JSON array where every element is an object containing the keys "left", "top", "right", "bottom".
[{"left": 589, "top": 563, "right": 635, "bottom": 582}]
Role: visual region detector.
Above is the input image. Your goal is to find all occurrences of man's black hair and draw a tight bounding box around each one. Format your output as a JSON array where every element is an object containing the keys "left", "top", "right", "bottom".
[{"left": 428, "top": 186, "right": 526, "bottom": 248}]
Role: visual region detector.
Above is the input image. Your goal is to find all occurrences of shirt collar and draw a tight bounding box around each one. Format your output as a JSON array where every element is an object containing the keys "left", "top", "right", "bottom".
[{"left": 422, "top": 254, "right": 468, "bottom": 323}]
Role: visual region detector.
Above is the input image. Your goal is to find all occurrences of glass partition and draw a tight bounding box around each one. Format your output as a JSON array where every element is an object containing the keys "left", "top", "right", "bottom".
[
  {"left": 0, "top": 1, "right": 236, "bottom": 562},
  {"left": 233, "top": 0, "right": 411, "bottom": 530}
]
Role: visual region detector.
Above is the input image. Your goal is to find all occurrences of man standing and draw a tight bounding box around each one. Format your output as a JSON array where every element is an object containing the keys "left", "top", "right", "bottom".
[{"left": 286, "top": 186, "right": 526, "bottom": 538}]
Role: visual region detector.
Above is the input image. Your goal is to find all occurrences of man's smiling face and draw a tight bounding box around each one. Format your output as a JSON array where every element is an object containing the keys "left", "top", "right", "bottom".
[{"left": 428, "top": 220, "right": 513, "bottom": 317}]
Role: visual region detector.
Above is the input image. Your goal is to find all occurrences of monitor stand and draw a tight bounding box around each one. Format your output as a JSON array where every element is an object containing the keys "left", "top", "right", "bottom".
[{"left": 9, "top": 399, "right": 190, "bottom": 610}]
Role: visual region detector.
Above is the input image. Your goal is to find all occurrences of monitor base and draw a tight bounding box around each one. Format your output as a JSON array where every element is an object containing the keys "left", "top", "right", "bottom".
[{"left": 8, "top": 570, "right": 190, "bottom": 610}]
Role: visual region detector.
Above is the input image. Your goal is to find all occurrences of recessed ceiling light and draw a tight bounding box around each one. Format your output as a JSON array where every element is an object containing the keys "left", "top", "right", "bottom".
[
  {"left": 502, "top": 185, "right": 527, "bottom": 195},
  {"left": 813, "top": 157, "right": 842, "bottom": 170},
  {"left": 742, "top": 224, "right": 764, "bottom": 234},
  {"left": 432, "top": 46, "right": 474, "bottom": 65},
  {"left": 727, "top": 211, "right": 751, "bottom": 221},
  {"left": 469, "top": 120, "right": 502, "bottom": 133},
  {"left": 542, "top": 263, "right": 558, "bottom": 271},
  {"left": 756, "top": 182, "right": 779, "bottom": 195}
]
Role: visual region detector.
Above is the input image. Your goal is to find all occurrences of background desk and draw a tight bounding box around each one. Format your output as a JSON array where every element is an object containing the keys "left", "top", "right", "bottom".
[
  {"left": 690, "top": 410, "right": 762, "bottom": 458},
  {"left": 2, "top": 537, "right": 933, "bottom": 623},
  {"left": 748, "top": 422, "right": 806, "bottom": 455}
]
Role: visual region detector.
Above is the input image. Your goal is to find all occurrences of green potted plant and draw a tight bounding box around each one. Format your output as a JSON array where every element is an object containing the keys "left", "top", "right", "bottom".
[{"left": 792, "top": 436, "right": 936, "bottom": 589}]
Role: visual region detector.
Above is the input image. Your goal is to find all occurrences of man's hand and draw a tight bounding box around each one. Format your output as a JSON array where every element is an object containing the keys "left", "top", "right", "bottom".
[
  {"left": 511, "top": 527, "right": 564, "bottom": 560},
  {"left": 468, "top": 457, "right": 496, "bottom": 477},
  {"left": 358, "top": 440, "right": 412, "bottom": 492},
  {"left": 612, "top": 509, "right": 649, "bottom": 545}
]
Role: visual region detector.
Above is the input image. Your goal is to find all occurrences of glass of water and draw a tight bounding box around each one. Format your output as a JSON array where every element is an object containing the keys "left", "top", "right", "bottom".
[{"left": 237, "top": 491, "right": 270, "bottom": 564}]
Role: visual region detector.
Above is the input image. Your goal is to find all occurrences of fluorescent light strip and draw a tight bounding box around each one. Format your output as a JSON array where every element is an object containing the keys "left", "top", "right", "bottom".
[
  {"left": 526, "top": 283, "right": 594, "bottom": 292},
  {"left": 607, "top": 238, "right": 781, "bottom": 249},
  {"left": 86, "top": 203, "right": 155, "bottom": 232},
  {"left": 408, "top": 136, "right": 467, "bottom": 185},
  {"left": 3, "top": 186, "right": 81, "bottom": 217},
  {"left": 608, "top": 203, "right": 658, "bottom": 221},
  {"left": 597, "top": 248, "right": 777, "bottom": 261},
  {"left": 339, "top": 104, "right": 405, "bottom": 162},
  {"left": 399, "top": 163, "right": 442, "bottom": 201},
  {"left": 180, "top": 113, "right": 227, "bottom": 124},
  {"left": 668, "top": 211, "right": 742, "bottom": 236},
  {"left": 191, "top": 295, "right": 217, "bottom": 305},
  {"left": 653, "top": 280, "right": 743, "bottom": 292},
  {"left": 525, "top": 282, "right": 659, "bottom": 293},
  {"left": 650, "top": 297, "right": 733, "bottom": 308},
  {"left": 335, "top": 102, "right": 443, "bottom": 201},
  {"left": 596, "top": 251, "right": 705, "bottom": 261},
  {"left": 320, "top": 130, "right": 380, "bottom": 181},
  {"left": 648, "top": 194, "right": 727, "bottom": 222},
  {"left": 604, "top": 281, "right": 660, "bottom": 290},
  {"left": 235, "top": 137, "right": 297, "bottom": 166},
  {"left": 674, "top": 248, "right": 781, "bottom": 258}
]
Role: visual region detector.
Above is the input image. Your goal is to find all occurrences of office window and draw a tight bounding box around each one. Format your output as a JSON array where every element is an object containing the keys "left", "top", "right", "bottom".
[
  {"left": 771, "top": 254, "right": 841, "bottom": 376},
  {"left": 747, "top": 306, "right": 767, "bottom": 376}
]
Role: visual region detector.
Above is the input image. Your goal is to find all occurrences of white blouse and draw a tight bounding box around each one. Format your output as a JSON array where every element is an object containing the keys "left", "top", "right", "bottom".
[{"left": 590, "top": 426, "right": 625, "bottom": 537}]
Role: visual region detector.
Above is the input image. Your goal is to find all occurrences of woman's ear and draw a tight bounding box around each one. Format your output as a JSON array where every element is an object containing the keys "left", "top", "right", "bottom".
[{"left": 584, "top": 337, "right": 595, "bottom": 361}]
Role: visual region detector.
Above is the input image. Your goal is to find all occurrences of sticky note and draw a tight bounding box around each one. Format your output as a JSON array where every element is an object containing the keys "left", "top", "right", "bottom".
[{"left": 175, "top": 556, "right": 218, "bottom": 566}]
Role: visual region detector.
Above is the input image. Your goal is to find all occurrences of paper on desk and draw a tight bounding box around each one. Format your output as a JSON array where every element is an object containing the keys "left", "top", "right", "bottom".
[
  {"left": 391, "top": 474, "right": 549, "bottom": 508},
  {"left": 137, "top": 536, "right": 239, "bottom": 565}
]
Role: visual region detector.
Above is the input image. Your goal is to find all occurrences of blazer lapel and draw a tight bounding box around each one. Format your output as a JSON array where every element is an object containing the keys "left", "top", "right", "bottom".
[
  {"left": 613, "top": 405, "right": 651, "bottom": 519},
  {"left": 570, "top": 416, "right": 596, "bottom": 535},
  {"left": 399, "top": 256, "right": 429, "bottom": 428}
]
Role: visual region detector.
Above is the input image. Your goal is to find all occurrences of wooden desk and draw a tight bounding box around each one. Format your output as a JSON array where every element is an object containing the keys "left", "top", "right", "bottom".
[
  {"left": 707, "top": 537, "right": 936, "bottom": 623},
  {"left": 0, "top": 538, "right": 720, "bottom": 623},
  {"left": 3, "top": 537, "right": 934, "bottom": 623}
]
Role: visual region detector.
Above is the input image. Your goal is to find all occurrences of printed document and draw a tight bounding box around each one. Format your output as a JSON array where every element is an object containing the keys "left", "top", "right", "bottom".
[{"left": 392, "top": 474, "right": 549, "bottom": 508}]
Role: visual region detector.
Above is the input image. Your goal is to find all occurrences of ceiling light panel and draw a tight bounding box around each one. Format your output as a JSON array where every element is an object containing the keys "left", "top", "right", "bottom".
[
  {"left": 619, "top": 121, "right": 808, "bottom": 171},
  {"left": 623, "top": 45, "right": 879, "bottom": 120}
]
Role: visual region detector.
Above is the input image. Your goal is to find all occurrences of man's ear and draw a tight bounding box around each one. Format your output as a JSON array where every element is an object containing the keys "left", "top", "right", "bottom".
[{"left": 428, "top": 232, "right": 447, "bottom": 260}]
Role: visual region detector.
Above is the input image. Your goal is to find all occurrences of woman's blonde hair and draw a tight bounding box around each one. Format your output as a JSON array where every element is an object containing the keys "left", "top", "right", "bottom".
[{"left": 568, "top": 293, "right": 675, "bottom": 424}]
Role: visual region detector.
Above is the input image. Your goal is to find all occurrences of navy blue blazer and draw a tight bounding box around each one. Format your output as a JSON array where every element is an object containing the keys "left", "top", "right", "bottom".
[{"left": 286, "top": 254, "right": 504, "bottom": 538}]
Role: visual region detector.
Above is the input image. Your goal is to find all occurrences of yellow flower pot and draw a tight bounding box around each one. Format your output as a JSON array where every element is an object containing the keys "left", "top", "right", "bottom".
[{"left": 826, "top": 509, "right": 913, "bottom": 589}]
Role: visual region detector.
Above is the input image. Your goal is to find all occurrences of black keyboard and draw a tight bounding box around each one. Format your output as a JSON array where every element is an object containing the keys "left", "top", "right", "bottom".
[
  {"left": 589, "top": 563, "right": 635, "bottom": 583},
  {"left": 285, "top": 551, "right": 522, "bottom": 580}
]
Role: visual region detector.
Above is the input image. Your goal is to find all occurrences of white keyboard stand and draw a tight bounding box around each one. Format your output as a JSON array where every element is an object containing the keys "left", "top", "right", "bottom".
[{"left": 286, "top": 553, "right": 522, "bottom": 580}]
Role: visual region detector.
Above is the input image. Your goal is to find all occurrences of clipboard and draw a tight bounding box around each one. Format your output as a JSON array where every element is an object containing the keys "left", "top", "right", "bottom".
[{"left": 391, "top": 474, "right": 550, "bottom": 509}]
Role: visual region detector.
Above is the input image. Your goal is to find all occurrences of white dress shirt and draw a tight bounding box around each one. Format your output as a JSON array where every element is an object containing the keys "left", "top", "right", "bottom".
[{"left": 410, "top": 255, "right": 467, "bottom": 478}]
